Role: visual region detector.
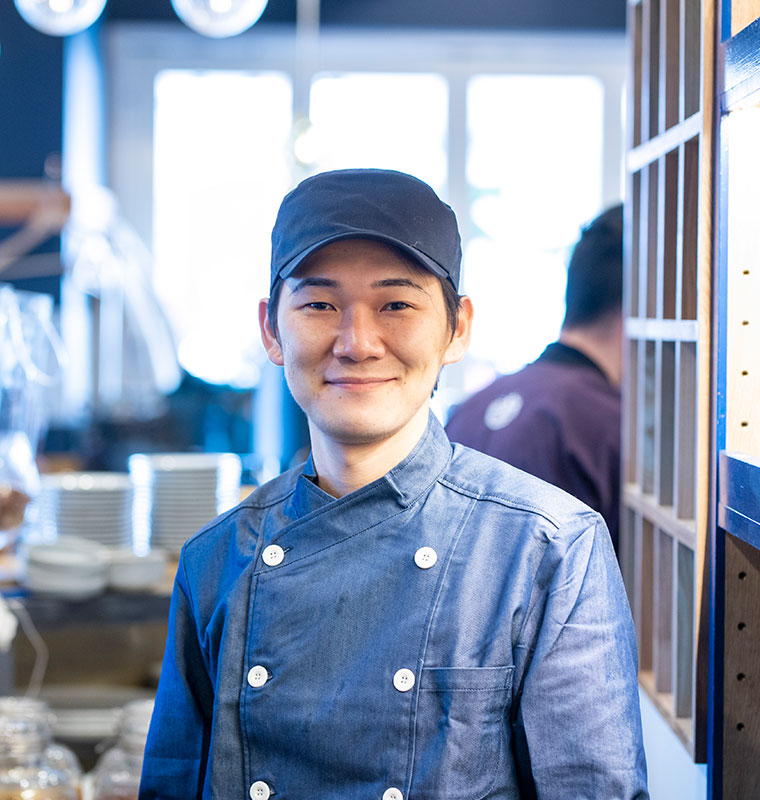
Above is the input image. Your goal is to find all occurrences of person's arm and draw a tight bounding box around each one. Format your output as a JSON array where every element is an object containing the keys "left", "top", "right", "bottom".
[
  {"left": 512, "top": 514, "right": 648, "bottom": 799},
  {"left": 139, "top": 557, "right": 215, "bottom": 800}
]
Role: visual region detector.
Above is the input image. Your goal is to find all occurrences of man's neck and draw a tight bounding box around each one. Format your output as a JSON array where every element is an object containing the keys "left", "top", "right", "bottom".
[
  {"left": 559, "top": 312, "right": 623, "bottom": 386},
  {"left": 308, "top": 407, "right": 430, "bottom": 498}
]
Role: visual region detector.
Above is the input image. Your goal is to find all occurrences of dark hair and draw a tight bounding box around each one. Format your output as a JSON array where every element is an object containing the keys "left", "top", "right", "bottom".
[
  {"left": 266, "top": 244, "right": 463, "bottom": 339},
  {"left": 562, "top": 203, "right": 623, "bottom": 329}
]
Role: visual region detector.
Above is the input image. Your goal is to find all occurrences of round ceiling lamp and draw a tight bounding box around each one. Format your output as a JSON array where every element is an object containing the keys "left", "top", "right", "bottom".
[
  {"left": 14, "top": 0, "right": 107, "bottom": 36},
  {"left": 170, "top": 0, "right": 270, "bottom": 38}
]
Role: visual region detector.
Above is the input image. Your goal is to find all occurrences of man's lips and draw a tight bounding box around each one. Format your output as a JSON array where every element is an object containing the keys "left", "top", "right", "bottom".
[{"left": 325, "top": 377, "right": 395, "bottom": 386}]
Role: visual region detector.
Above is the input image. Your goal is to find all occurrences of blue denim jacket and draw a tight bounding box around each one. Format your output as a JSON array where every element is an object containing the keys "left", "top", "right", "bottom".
[{"left": 140, "top": 415, "right": 648, "bottom": 799}]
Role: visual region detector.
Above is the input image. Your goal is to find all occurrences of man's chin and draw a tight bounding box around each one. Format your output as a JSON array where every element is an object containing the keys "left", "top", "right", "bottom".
[
  {"left": 331, "top": 426, "right": 397, "bottom": 447},
  {"left": 316, "top": 416, "right": 402, "bottom": 447}
]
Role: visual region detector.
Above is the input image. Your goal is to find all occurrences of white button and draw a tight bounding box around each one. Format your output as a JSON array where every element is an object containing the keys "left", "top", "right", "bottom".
[
  {"left": 414, "top": 546, "right": 437, "bottom": 569},
  {"left": 393, "top": 668, "right": 415, "bottom": 692},
  {"left": 383, "top": 789, "right": 403, "bottom": 800},
  {"left": 247, "top": 665, "right": 268, "bottom": 688},
  {"left": 249, "top": 781, "right": 271, "bottom": 800},
  {"left": 262, "top": 544, "right": 285, "bottom": 566}
]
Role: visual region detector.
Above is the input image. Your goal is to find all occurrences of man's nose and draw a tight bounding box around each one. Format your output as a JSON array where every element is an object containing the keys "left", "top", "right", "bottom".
[{"left": 332, "top": 308, "right": 385, "bottom": 360}]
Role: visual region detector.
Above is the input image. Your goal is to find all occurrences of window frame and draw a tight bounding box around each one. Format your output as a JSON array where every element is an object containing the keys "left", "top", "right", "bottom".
[{"left": 105, "top": 23, "right": 626, "bottom": 255}]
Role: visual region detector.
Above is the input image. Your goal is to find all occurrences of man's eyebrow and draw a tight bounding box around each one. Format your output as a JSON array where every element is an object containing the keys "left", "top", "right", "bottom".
[
  {"left": 371, "top": 278, "right": 426, "bottom": 291},
  {"left": 290, "top": 277, "right": 339, "bottom": 293}
]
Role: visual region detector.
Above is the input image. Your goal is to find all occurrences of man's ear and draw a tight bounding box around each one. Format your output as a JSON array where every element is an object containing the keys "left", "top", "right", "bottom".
[
  {"left": 259, "top": 299, "right": 284, "bottom": 366},
  {"left": 442, "top": 296, "right": 474, "bottom": 366}
]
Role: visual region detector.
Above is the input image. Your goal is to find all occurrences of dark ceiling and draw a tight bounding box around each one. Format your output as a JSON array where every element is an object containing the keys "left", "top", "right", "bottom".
[{"left": 103, "top": 0, "right": 626, "bottom": 31}]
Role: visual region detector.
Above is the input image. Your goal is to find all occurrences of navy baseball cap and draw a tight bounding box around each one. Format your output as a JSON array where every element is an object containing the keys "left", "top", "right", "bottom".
[{"left": 269, "top": 168, "right": 462, "bottom": 292}]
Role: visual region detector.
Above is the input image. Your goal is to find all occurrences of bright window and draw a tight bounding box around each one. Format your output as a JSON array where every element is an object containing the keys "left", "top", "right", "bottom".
[
  {"left": 153, "top": 70, "right": 292, "bottom": 387},
  {"left": 110, "top": 27, "right": 624, "bottom": 409},
  {"left": 464, "top": 74, "right": 604, "bottom": 377},
  {"left": 307, "top": 72, "right": 448, "bottom": 189}
]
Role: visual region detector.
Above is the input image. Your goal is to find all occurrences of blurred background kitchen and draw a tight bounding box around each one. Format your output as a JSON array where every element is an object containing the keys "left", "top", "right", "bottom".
[{"left": 2, "top": 0, "right": 760, "bottom": 798}]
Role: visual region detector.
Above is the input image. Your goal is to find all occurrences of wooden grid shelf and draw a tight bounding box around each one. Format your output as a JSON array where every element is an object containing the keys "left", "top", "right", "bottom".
[
  {"left": 622, "top": 0, "right": 714, "bottom": 760},
  {"left": 639, "top": 670, "right": 694, "bottom": 747},
  {"left": 624, "top": 484, "right": 697, "bottom": 548}
]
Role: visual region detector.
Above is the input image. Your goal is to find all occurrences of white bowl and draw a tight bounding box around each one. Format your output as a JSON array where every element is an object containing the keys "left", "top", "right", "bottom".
[
  {"left": 106, "top": 548, "right": 168, "bottom": 591},
  {"left": 23, "top": 566, "right": 108, "bottom": 599},
  {"left": 21, "top": 537, "right": 110, "bottom": 599},
  {"left": 23, "top": 536, "right": 109, "bottom": 571}
]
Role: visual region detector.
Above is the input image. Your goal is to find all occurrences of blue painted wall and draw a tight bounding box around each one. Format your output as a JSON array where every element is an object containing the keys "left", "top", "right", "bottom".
[
  {"left": 0, "top": 5, "right": 63, "bottom": 299},
  {"left": 0, "top": 6, "right": 62, "bottom": 178}
]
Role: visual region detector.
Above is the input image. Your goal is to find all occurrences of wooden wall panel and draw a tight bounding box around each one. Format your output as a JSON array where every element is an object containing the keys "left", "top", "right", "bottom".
[
  {"left": 722, "top": 533, "right": 760, "bottom": 795},
  {"left": 731, "top": 0, "right": 760, "bottom": 35},
  {"left": 725, "top": 109, "right": 760, "bottom": 459}
]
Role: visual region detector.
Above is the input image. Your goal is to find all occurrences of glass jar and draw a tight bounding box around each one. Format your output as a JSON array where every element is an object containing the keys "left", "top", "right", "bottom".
[
  {"left": 0, "top": 715, "right": 78, "bottom": 800},
  {"left": 92, "top": 699, "right": 154, "bottom": 800},
  {"left": 0, "top": 285, "right": 64, "bottom": 552},
  {"left": 0, "top": 697, "right": 82, "bottom": 793}
]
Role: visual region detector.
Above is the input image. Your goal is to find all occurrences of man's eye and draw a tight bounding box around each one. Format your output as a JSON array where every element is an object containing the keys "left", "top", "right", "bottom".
[
  {"left": 306, "top": 302, "right": 333, "bottom": 311},
  {"left": 384, "top": 301, "right": 411, "bottom": 311}
]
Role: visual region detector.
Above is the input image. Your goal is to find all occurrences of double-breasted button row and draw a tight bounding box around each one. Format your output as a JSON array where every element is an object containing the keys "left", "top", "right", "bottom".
[
  {"left": 252, "top": 543, "right": 435, "bottom": 800},
  {"left": 246, "top": 664, "right": 271, "bottom": 798},
  {"left": 251, "top": 779, "right": 401, "bottom": 798},
  {"left": 383, "top": 548, "right": 435, "bottom": 798},
  {"left": 262, "top": 544, "right": 437, "bottom": 571},
  {"left": 248, "top": 664, "right": 417, "bottom": 694}
]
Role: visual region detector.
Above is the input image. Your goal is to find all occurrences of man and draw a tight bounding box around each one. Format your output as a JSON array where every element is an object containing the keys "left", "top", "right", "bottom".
[
  {"left": 139, "top": 172, "right": 647, "bottom": 799},
  {"left": 446, "top": 205, "right": 624, "bottom": 552}
]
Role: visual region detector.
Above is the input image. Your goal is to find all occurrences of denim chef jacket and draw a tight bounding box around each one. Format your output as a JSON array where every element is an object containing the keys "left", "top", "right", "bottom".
[{"left": 139, "top": 414, "right": 648, "bottom": 800}]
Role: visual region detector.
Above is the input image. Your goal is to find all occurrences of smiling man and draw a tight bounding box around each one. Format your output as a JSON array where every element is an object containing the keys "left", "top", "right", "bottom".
[{"left": 139, "top": 169, "right": 648, "bottom": 800}]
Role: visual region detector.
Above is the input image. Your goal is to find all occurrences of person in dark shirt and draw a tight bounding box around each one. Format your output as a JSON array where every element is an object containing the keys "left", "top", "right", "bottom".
[{"left": 446, "top": 204, "right": 624, "bottom": 552}]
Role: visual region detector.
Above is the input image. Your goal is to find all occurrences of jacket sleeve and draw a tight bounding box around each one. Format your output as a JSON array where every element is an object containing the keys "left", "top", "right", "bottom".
[
  {"left": 139, "top": 556, "right": 215, "bottom": 799},
  {"left": 512, "top": 514, "right": 649, "bottom": 799}
]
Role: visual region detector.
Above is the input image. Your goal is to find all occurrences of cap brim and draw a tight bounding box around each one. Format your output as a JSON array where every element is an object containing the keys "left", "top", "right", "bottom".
[{"left": 275, "top": 231, "right": 451, "bottom": 286}]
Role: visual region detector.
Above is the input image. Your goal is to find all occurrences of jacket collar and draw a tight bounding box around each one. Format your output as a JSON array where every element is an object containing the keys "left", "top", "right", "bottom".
[{"left": 269, "top": 413, "right": 453, "bottom": 558}]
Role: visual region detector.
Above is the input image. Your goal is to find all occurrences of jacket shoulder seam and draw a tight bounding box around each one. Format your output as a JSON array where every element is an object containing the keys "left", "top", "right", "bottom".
[{"left": 437, "top": 475, "right": 592, "bottom": 530}]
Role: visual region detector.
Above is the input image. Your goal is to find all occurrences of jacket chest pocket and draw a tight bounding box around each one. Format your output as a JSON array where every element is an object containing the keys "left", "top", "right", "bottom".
[{"left": 410, "top": 665, "right": 514, "bottom": 800}]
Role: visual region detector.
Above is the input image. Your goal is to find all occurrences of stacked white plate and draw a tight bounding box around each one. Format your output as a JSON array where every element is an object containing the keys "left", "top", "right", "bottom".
[
  {"left": 128, "top": 452, "right": 242, "bottom": 555},
  {"left": 21, "top": 537, "right": 110, "bottom": 599},
  {"left": 106, "top": 547, "right": 168, "bottom": 591},
  {"left": 38, "top": 472, "right": 134, "bottom": 550}
]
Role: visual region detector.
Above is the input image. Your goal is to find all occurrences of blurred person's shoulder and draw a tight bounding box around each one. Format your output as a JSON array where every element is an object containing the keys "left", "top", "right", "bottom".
[{"left": 447, "top": 354, "right": 618, "bottom": 440}]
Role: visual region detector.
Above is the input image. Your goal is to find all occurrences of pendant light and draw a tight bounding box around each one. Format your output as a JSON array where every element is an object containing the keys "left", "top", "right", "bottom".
[
  {"left": 14, "top": 0, "right": 107, "bottom": 36},
  {"left": 170, "top": 0, "right": 269, "bottom": 38}
]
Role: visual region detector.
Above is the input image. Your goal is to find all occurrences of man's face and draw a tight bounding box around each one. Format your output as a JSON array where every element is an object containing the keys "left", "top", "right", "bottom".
[{"left": 259, "top": 239, "right": 471, "bottom": 451}]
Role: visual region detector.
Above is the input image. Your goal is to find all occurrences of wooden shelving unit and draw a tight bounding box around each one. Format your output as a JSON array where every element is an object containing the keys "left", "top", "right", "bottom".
[{"left": 621, "top": 0, "right": 714, "bottom": 759}]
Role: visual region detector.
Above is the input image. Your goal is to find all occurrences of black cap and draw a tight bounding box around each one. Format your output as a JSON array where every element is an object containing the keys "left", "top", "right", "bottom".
[{"left": 269, "top": 168, "right": 462, "bottom": 291}]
